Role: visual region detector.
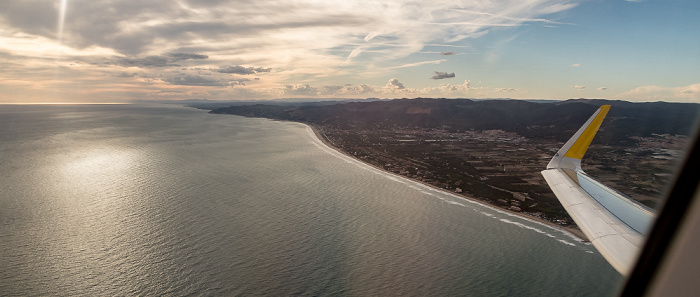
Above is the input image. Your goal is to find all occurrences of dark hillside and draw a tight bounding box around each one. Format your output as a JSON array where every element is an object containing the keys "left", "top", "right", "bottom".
[{"left": 211, "top": 98, "right": 699, "bottom": 142}]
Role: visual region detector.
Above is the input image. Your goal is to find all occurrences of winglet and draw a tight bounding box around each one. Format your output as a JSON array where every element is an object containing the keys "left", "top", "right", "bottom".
[
  {"left": 542, "top": 104, "right": 655, "bottom": 275},
  {"left": 547, "top": 105, "right": 611, "bottom": 171}
]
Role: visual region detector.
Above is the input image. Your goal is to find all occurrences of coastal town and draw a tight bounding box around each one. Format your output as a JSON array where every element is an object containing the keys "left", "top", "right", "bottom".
[{"left": 311, "top": 123, "right": 685, "bottom": 225}]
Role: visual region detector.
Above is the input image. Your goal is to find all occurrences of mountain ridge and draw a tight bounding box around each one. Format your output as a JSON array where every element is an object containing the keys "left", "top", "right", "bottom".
[{"left": 210, "top": 98, "right": 699, "bottom": 143}]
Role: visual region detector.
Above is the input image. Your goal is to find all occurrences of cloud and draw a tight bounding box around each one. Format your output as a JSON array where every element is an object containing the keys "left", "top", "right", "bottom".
[
  {"left": 110, "top": 52, "right": 208, "bottom": 68},
  {"left": 450, "top": 7, "right": 576, "bottom": 25},
  {"left": 615, "top": 83, "right": 700, "bottom": 101},
  {"left": 113, "top": 72, "right": 138, "bottom": 77},
  {"left": 216, "top": 65, "right": 271, "bottom": 75},
  {"left": 572, "top": 85, "right": 586, "bottom": 90},
  {"left": 358, "top": 84, "right": 375, "bottom": 93},
  {"left": 496, "top": 87, "right": 516, "bottom": 92},
  {"left": 0, "top": 0, "right": 586, "bottom": 102},
  {"left": 431, "top": 71, "right": 456, "bottom": 80},
  {"left": 386, "top": 78, "right": 405, "bottom": 89},
  {"left": 437, "top": 80, "right": 471, "bottom": 93},
  {"left": 112, "top": 56, "right": 173, "bottom": 68},
  {"left": 284, "top": 84, "right": 318, "bottom": 95},
  {"left": 163, "top": 74, "right": 247, "bottom": 87},
  {"left": 290, "top": 80, "right": 477, "bottom": 97},
  {"left": 389, "top": 59, "right": 447, "bottom": 69},
  {"left": 319, "top": 85, "right": 344, "bottom": 94},
  {"left": 343, "top": 84, "right": 376, "bottom": 94},
  {"left": 0, "top": 0, "right": 579, "bottom": 62},
  {"left": 597, "top": 87, "right": 607, "bottom": 91},
  {"left": 571, "top": 63, "right": 581, "bottom": 67},
  {"left": 168, "top": 53, "right": 208, "bottom": 60},
  {"left": 281, "top": 83, "right": 384, "bottom": 97}
]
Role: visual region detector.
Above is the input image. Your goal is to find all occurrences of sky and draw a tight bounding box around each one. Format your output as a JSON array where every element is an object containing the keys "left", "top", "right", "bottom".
[{"left": 0, "top": 0, "right": 698, "bottom": 103}]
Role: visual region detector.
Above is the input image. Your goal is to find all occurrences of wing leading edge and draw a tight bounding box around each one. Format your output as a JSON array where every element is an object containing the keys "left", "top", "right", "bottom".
[{"left": 541, "top": 105, "right": 655, "bottom": 275}]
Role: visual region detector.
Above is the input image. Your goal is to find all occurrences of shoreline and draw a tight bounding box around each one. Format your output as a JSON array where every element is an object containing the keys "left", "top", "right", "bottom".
[{"left": 305, "top": 123, "right": 589, "bottom": 242}]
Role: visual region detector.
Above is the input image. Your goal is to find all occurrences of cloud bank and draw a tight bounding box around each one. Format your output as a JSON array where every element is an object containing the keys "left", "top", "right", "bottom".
[{"left": 615, "top": 83, "right": 700, "bottom": 102}]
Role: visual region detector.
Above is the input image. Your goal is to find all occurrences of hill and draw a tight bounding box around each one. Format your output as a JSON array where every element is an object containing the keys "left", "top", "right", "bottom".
[{"left": 211, "top": 98, "right": 699, "bottom": 143}]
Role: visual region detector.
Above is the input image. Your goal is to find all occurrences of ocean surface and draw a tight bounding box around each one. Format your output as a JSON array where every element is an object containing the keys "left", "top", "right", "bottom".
[{"left": 0, "top": 104, "right": 622, "bottom": 296}]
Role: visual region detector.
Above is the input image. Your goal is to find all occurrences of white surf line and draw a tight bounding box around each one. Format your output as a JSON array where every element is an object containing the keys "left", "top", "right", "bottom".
[
  {"left": 480, "top": 211, "right": 495, "bottom": 217},
  {"left": 499, "top": 218, "right": 547, "bottom": 234},
  {"left": 558, "top": 239, "right": 576, "bottom": 246},
  {"left": 310, "top": 141, "right": 355, "bottom": 164},
  {"left": 306, "top": 126, "right": 587, "bottom": 246},
  {"left": 429, "top": 184, "right": 587, "bottom": 244},
  {"left": 446, "top": 200, "right": 466, "bottom": 207},
  {"left": 422, "top": 181, "right": 588, "bottom": 244}
]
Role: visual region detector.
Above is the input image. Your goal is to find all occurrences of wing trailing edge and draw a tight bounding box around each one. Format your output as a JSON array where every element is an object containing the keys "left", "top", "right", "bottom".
[{"left": 542, "top": 105, "right": 655, "bottom": 275}]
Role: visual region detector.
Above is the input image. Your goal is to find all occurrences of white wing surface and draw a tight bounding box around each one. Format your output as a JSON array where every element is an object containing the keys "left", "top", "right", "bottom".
[{"left": 541, "top": 105, "right": 655, "bottom": 275}]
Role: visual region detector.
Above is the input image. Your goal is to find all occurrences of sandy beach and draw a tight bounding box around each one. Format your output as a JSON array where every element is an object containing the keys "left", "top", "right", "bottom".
[{"left": 306, "top": 123, "right": 589, "bottom": 242}]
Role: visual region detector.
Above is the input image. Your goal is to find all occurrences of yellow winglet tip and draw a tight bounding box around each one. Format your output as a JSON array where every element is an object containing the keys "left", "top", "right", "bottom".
[{"left": 563, "top": 105, "right": 611, "bottom": 160}]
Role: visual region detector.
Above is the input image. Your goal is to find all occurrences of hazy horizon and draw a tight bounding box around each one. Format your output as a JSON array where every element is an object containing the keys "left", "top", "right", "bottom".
[{"left": 1, "top": 97, "right": 698, "bottom": 105}]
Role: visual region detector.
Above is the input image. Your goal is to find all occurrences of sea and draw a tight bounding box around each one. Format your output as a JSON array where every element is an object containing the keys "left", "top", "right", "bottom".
[{"left": 0, "top": 104, "right": 622, "bottom": 296}]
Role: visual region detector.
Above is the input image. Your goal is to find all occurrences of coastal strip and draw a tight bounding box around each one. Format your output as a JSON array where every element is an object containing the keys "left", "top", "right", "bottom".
[{"left": 304, "top": 123, "right": 589, "bottom": 242}]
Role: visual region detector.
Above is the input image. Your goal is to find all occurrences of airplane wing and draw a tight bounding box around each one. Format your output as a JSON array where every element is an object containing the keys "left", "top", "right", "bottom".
[{"left": 541, "top": 105, "right": 656, "bottom": 275}]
